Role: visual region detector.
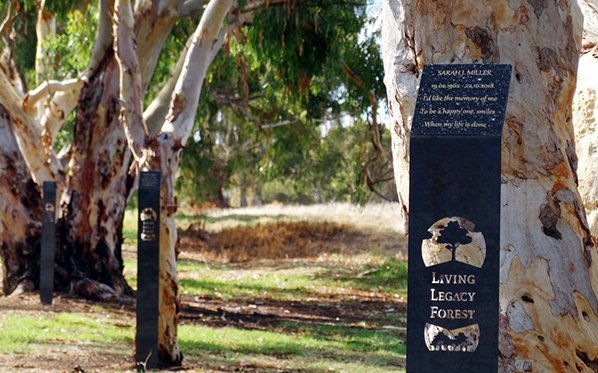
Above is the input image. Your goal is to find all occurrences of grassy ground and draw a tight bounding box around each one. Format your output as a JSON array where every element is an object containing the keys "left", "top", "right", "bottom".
[{"left": 0, "top": 203, "right": 407, "bottom": 372}]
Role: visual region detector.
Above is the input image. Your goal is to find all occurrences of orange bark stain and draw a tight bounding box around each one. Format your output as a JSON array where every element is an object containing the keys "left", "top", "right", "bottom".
[
  {"left": 548, "top": 162, "right": 571, "bottom": 179},
  {"left": 551, "top": 180, "right": 567, "bottom": 194},
  {"left": 416, "top": 0, "right": 454, "bottom": 17},
  {"left": 515, "top": 6, "right": 530, "bottom": 26}
]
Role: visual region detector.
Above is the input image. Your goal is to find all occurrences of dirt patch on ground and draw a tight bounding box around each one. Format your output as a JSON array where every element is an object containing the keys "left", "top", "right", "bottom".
[{"left": 180, "top": 295, "right": 405, "bottom": 332}]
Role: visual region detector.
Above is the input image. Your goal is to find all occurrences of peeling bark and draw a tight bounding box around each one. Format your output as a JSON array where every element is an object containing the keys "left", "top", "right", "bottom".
[
  {"left": 381, "top": 0, "right": 598, "bottom": 370},
  {"left": 0, "top": 104, "right": 41, "bottom": 295},
  {"left": 58, "top": 0, "right": 194, "bottom": 301},
  {"left": 60, "top": 49, "right": 135, "bottom": 298},
  {"left": 115, "top": 0, "right": 233, "bottom": 365}
]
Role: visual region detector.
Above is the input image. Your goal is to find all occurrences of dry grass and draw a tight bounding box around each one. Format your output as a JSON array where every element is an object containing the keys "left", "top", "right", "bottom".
[{"left": 180, "top": 220, "right": 369, "bottom": 262}]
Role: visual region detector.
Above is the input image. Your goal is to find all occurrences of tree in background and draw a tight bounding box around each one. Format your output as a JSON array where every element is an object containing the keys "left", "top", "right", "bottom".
[
  {"left": 175, "top": 5, "right": 392, "bottom": 207},
  {"left": 0, "top": 0, "right": 389, "bottom": 366},
  {"left": 380, "top": 0, "right": 598, "bottom": 370}
]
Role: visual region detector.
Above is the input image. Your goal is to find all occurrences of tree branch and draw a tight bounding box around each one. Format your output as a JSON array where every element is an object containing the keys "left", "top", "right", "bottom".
[
  {"left": 143, "top": 34, "right": 193, "bottom": 136},
  {"left": 25, "top": 77, "right": 86, "bottom": 143},
  {"left": 0, "top": 68, "right": 65, "bottom": 186},
  {"left": 0, "top": 4, "right": 27, "bottom": 94},
  {"left": 162, "top": 0, "right": 234, "bottom": 144},
  {"left": 0, "top": 2, "right": 17, "bottom": 40},
  {"left": 23, "top": 78, "right": 84, "bottom": 113},
  {"left": 261, "top": 119, "right": 299, "bottom": 129},
  {"left": 35, "top": 0, "right": 56, "bottom": 85},
  {"left": 113, "top": 0, "right": 147, "bottom": 163},
  {"left": 88, "top": 0, "right": 115, "bottom": 75},
  {"left": 211, "top": 91, "right": 299, "bottom": 130},
  {"left": 180, "top": 0, "right": 210, "bottom": 17},
  {"left": 144, "top": 22, "right": 229, "bottom": 136},
  {"left": 133, "top": 0, "right": 180, "bottom": 93}
]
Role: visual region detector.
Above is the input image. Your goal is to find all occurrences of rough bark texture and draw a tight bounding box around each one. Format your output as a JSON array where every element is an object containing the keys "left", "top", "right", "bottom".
[
  {"left": 574, "top": 0, "right": 598, "bottom": 239},
  {"left": 59, "top": 0, "right": 181, "bottom": 299},
  {"left": 60, "top": 50, "right": 135, "bottom": 298},
  {"left": 115, "top": 0, "right": 233, "bottom": 365},
  {"left": 380, "top": 0, "right": 598, "bottom": 371},
  {"left": 0, "top": 104, "right": 42, "bottom": 295},
  {"left": 114, "top": 0, "right": 182, "bottom": 363}
]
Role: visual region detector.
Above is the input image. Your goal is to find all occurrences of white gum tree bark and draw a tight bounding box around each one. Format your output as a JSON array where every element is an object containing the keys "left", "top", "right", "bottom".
[
  {"left": 574, "top": 0, "right": 598, "bottom": 238},
  {"left": 35, "top": 0, "right": 55, "bottom": 85},
  {"left": 114, "top": 0, "right": 233, "bottom": 364},
  {"left": 0, "top": 69, "right": 64, "bottom": 186},
  {"left": 381, "top": 0, "right": 598, "bottom": 370}
]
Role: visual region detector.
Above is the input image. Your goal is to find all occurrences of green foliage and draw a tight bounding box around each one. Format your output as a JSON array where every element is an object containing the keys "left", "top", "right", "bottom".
[
  {"left": 45, "top": 0, "right": 86, "bottom": 20},
  {"left": 2, "top": 0, "right": 392, "bottom": 206},
  {"left": 176, "top": 1, "right": 390, "bottom": 206},
  {"left": 42, "top": 3, "right": 97, "bottom": 80},
  {"left": 37, "top": 3, "right": 97, "bottom": 151},
  {"left": 4, "top": 3, "right": 37, "bottom": 88}
]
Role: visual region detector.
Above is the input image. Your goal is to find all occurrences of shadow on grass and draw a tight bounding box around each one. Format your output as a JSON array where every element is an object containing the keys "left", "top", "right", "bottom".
[
  {"left": 178, "top": 213, "right": 290, "bottom": 225},
  {"left": 180, "top": 278, "right": 317, "bottom": 300},
  {"left": 179, "top": 327, "right": 405, "bottom": 371},
  {"left": 317, "top": 258, "right": 408, "bottom": 295}
]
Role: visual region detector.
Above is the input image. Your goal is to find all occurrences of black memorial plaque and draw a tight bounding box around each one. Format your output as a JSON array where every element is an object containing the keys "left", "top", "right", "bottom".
[
  {"left": 136, "top": 171, "right": 161, "bottom": 370},
  {"left": 40, "top": 181, "right": 56, "bottom": 305},
  {"left": 407, "top": 64, "right": 511, "bottom": 372}
]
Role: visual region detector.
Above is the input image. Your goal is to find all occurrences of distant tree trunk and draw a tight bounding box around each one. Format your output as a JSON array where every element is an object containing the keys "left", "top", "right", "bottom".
[
  {"left": 313, "top": 181, "right": 323, "bottom": 204},
  {"left": 216, "top": 178, "right": 230, "bottom": 207},
  {"left": 0, "top": 104, "right": 42, "bottom": 295},
  {"left": 240, "top": 173, "right": 248, "bottom": 207},
  {"left": 253, "top": 181, "right": 264, "bottom": 206},
  {"left": 381, "top": 0, "right": 598, "bottom": 371}
]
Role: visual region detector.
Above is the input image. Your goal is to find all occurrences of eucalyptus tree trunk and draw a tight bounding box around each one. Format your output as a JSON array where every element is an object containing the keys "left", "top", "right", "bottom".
[
  {"left": 114, "top": 0, "right": 232, "bottom": 365},
  {"left": 0, "top": 0, "right": 224, "bottom": 307},
  {"left": 59, "top": 0, "right": 179, "bottom": 298},
  {"left": 0, "top": 104, "right": 42, "bottom": 295},
  {"left": 381, "top": 0, "right": 598, "bottom": 371}
]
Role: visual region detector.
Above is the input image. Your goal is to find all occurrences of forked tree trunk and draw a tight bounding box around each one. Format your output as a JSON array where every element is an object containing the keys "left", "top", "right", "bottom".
[
  {"left": 0, "top": 104, "right": 42, "bottom": 295},
  {"left": 381, "top": 0, "right": 598, "bottom": 371}
]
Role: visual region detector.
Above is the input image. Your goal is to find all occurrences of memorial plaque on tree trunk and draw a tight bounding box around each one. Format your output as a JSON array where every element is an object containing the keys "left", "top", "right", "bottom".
[
  {"left": 408, "top": 64, "right": 511, "bottom": 372},
  {"left": 40, "top": 181, "right": 56, "bottom": 305},
  {"left": 136, "top": 171, "right": 161, "bottom": 370}
]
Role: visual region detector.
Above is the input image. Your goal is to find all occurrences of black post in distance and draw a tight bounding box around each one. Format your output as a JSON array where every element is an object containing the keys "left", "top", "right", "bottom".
[{"left": 40, "top": 181, "right": 56, "bottom": 305}]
